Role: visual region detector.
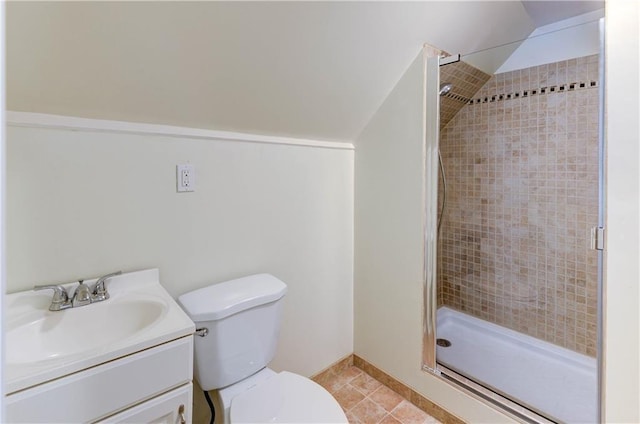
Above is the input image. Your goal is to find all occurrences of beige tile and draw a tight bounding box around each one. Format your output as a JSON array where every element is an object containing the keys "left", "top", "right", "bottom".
[
  {"left": 333, "top": 384, "right": 366, "bottom": 412},
  {"left": 352, "top": 358, "right": 462, "bottom": 424},
  {"left": 312, "top": 354, "right": 354, "bottom": 384},
  {"left": 424, "top": 416, "right": 442, "bottom": 424},
  {"left": 346, "top": 410, "right": 361, "bottom": 424},
  {"left": 350, "top": 373, "right": 383, "bottom": 396},
  {"left": 370, "top": 385, "right": 404, "bottom": 412},
  {"left": 349, "top": 398, "right": 388, "bottom": 424},
  {"left": 337, "top": 366, "right": 364, "bottom": 382},
  {"left": 392, "top": 400, "right": 432, "bottom": 424},
  {"left": 438, "top": 54, "right": 599, "bottom": 356},
  {"left": 315, "top": 371, "right": 337, "bottom": 391},
  {"left": 380, "top": 414, "right": 403, "bottom": 424},
  {"left": 316, "top": 365, "right": 362, "bottom": 395},
  {"left": 320, "top": 371, "right": 358, "bottom": 394}
]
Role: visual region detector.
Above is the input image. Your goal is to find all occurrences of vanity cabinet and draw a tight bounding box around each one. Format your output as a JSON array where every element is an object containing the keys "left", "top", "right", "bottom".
[
  {"left": 101, "top": 384, "right": 192, "bottom": 424},
  {"left": 6, "top": 336, "right": 194, "bottom": 423}
]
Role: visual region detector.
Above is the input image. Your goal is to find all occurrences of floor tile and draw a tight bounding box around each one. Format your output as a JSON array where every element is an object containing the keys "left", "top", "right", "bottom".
[
  {"left": 380, "top": 414, "right": 403, "bottom": 424},
  {"left": 322, "top": 370, "right": 360, "bottom": 393},
  {"left": 338, "top": 366, "right": 364, "bottom": 381},
  {"left": 319, "top": 365, "right": 442, "bottom": 424},
  {"left": 391, "top": 399, "right": 432, "bottom": 424},
  {"left": 349, "top": 398, "right": 388, "bottom": 424},
  {"left": 346, "top": 410, "right": 360, "bottom": 424},
  {"left": 369, "top": 385, "right": 405, "bottom": 412},
  {"left": 350, "top": 373, "right": 383, "bottom": 396},
  {"left": 423, "top": 415, "right": 442, "bottom": 424},
  {"left": 333, "top": 383, "right": 367, "bottom": 411}
]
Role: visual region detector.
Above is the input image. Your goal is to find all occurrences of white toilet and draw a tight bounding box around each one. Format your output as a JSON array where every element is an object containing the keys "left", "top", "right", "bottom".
[{"left": 178, "top": 274, "right": 348, "bottom": 424}]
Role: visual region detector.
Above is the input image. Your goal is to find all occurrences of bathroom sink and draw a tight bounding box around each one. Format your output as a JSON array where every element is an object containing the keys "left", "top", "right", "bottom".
[
  {"left": 5, "top": 269, "right": 195, "bottom": 394},
  {"left": 6, "top": 298, "right": 166, "bottom": 365}
]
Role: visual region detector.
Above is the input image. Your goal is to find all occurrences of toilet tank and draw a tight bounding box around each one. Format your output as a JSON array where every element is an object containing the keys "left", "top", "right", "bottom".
[{"left": 178, "top": 274, "right": 287, "bottom": 391}]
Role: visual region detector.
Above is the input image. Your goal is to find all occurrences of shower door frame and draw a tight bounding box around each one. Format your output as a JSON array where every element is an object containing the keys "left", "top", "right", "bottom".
[
  {"left": 421, "top": 20, "right": 607, "bottom": 423},
  {"left": 421, "top": 54, "right": 440, "bottom": 373}
]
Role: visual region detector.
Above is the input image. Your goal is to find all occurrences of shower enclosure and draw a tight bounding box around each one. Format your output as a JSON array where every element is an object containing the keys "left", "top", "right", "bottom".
[{"left": 423, "top": 18, "right": 604, "bottom": 424}]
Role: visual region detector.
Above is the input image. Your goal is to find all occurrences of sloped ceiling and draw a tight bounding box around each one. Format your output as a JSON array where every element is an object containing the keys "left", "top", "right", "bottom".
[
  {"left": 7, "top": 1, "right": 537, "bottom": 142},
  {"left": 522, "top": 0, "right": 604, "bottom": 27}
]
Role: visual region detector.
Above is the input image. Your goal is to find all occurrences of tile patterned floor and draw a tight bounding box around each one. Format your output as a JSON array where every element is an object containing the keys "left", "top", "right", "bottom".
[{"left": 317, "top": 366, "right": 442, "bottom": 424}]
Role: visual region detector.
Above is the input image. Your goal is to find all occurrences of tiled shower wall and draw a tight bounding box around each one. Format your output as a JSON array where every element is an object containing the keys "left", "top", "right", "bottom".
[
  {"left": 440, "top": 60, "right": 491, "bottom": 128},
  {"left": 437, "top": 55, "right": 600, "bottom": 357}
]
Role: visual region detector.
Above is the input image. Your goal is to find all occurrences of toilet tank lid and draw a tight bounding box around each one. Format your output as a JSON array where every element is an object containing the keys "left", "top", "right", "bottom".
[{"left": 178, "top": 274, "right": 287, "bottom": 321}]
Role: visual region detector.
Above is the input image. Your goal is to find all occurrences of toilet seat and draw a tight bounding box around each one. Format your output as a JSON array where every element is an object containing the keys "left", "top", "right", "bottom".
[{"left": 230, "top": 371, "right": 348, "bottom": 423}]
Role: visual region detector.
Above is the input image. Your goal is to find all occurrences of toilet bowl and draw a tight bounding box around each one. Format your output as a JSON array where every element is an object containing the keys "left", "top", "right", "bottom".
[{"left": 178, "top": 274, "right": 347, "bottom": 424}]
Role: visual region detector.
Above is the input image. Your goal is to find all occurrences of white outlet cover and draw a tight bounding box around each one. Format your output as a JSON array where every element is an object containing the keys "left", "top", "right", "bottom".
[{"left": 176, "top": 164, "right": 195, "bottom": 192}]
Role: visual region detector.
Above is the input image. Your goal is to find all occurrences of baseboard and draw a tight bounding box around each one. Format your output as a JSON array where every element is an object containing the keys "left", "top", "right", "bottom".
[
  {"left": 353, "top": 355, "right": 465, "bottom": 424},
  {"left": 310, "top": 354, "right": 355, "bottom": 383}
]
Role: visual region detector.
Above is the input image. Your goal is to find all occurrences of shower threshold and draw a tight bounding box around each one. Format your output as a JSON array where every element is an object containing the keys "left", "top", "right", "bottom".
[{"left": 436, "top": 307, "right": 597, "bottom": 423}]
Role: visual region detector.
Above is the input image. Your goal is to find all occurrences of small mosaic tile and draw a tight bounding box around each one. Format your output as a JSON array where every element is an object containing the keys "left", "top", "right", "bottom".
[{"left": 438, "top": 54, "right": 600, "bottom": 357}]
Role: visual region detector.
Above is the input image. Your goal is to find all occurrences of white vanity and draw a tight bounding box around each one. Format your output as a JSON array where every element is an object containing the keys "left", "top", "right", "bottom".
[{"left": 5, "top": 269, "right": 195, "bottom": 423}]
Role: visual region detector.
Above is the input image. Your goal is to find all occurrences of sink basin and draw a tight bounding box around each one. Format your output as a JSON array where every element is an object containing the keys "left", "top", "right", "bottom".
[
  {"left": 5, "top": 269, "right": 195, "bottom": 395},
  {"left": 6, "top": 298, "right": 167, "bottom": 365}
]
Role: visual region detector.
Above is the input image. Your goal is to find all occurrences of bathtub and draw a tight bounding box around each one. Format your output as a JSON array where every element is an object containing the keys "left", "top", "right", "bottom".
[{"left": 436, "top": 307, "right": 597, "bottom": 423}]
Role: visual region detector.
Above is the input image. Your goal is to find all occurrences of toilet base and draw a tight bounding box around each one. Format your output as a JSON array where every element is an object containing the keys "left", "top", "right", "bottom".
[
  {"left": 231, "top": 370, "right": 347, "bottom": 423},
  {"left": 210, "top": 368, "right": 277, "bottom": 424},
  {"left": 206, "top": 367, "right": 347, "bottom": 424}
]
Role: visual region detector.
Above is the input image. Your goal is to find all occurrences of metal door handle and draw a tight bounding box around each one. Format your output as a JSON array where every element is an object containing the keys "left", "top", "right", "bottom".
[{"left": 178, "top": 404, "right": 186, "bottom": 424}]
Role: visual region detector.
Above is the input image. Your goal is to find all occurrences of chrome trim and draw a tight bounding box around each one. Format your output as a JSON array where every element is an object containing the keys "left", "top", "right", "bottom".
[
  {"left": 439, "top": 54, "right": 461, "bottom": 66},
  {"left": 592, "top": 226, "right": 605, "bottom": 251},
  {"left": 437, "top": 364, "right": 556, "bottom": 424},
  {"left": 195, "top": 327, "right": 209, "bottom": 337},
  {"left": 72, "top": 280, "right": 92, "bottom": 307},
  {"left": 597, "top": 16, "right": 606, "bottom": 424},
  {"left": 33, "top": 270, "right": 124, "bottom": 311},
  {"left": 33, "top": 284, "right": 72, "bottom": 311},
  {"left": 91, "top": 270, "right": 122, "bottom": 302},
  {"left": 422, "top": 53, "right": 441, "bottom": 372}
]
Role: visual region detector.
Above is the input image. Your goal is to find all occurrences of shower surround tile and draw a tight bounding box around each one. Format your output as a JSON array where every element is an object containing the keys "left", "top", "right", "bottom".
[
  {"left": 438, "top": 54, "right": 599, "bottom": 357},
  {"left": 440, "top": 60, "right": 491, "bottom": 128}
]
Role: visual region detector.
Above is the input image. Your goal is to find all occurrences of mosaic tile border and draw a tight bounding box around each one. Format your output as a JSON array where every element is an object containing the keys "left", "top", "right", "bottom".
[
  {"left": 441, "top": 92, "right": 472, "bottom": 104},
  {"left": 467, "top": 80, "right": 598, "bottom": 105}
]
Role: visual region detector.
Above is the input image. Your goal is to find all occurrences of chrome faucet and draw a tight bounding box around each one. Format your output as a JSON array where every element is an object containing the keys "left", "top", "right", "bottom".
[
  {"left": 33, "top": 284, "right": 72, "bottom": 311},
  {"left": 73, "top": 280, "right": 92, "bottom": 307},
  {"left": 91, "top": 271, "right": 122, "bottom": 302},
  {"left": 33, "top": 270, "right": 123, "bottom": 311}
]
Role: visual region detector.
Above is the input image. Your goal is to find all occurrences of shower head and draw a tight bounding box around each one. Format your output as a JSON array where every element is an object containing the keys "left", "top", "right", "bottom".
[{"left": 439, "top": 83, "right": 453, "bottom": 96}]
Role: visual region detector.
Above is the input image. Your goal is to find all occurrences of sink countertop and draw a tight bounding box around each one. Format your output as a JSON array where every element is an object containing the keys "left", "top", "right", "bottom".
[{"left": 5, "top": 268, "right": 195, "bottom": 395}]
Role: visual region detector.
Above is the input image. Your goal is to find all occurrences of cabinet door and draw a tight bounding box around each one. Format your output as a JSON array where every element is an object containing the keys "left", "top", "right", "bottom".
[
  {"left": 6, "top": 337, "right": 193, "bottom": 423},
  {"left": 99, "top": 383, "right": 192, "bottom": 424}
]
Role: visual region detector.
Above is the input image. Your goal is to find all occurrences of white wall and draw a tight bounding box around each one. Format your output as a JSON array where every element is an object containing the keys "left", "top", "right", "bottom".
[
  {"left": 6, "top": 115, "right": 354, "bottom": 377},
  {"left": 6, "top": 2, "right": 535, "bottom": 142},
  {"left": 496, "top": 9, "right": 605, "bottom": 74},
  {"left": 1, "top": 1, "right": 6, "bottom": 419},
  {"left": 354, "top": 52, "right": 511, "bottom": 422},
  {"left": 604, "top": 0, "right": 640, "bottom": 421}
]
